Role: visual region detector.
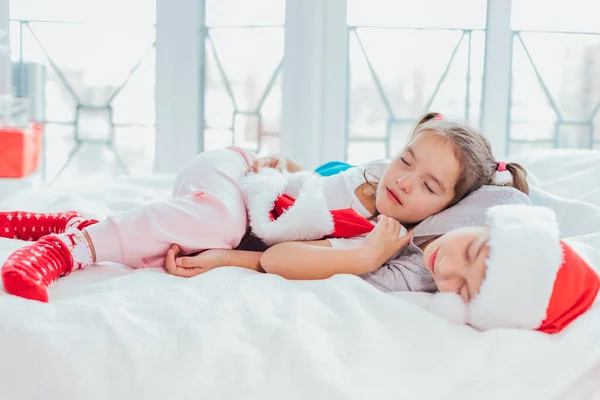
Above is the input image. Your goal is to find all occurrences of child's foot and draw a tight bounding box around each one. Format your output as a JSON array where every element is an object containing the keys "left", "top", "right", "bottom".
[
  {"left": 1, "top": 231, "right": 94, "bottom": 302},
  {"left": 0, "top": 211, "right": 98, "bottom": 241}
]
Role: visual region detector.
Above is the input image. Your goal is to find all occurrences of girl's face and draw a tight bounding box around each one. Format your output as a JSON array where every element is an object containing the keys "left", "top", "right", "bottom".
[
  {"left": 376, "top": 132, "right": 460, "bottom": 224},
  {"left": 422, "top": 227, "right": 489, "bottom": 303}
]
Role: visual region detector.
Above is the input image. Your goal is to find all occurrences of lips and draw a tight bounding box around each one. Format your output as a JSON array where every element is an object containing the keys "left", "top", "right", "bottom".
[
  {"left": 386, "top": 187, "right": 402, "bottom": 205},
  {"left": 429, "top": 248, "right": 439, "bottom": 275}
]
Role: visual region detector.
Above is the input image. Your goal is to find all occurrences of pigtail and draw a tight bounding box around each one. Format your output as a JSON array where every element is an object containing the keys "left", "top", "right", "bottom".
[
  {"left": 503, "top": 162, "right": 530, "bottom": 195},
  {"left": 409, "top": 112, "right": 444, "bottom": 141},
  {"left": 417, "top": 112, "right": 443, "bottom": 125}
]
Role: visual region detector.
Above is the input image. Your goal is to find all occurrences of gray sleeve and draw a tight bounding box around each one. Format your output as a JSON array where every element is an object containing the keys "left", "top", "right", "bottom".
[{"left": 359, "top": 249, "right": 437, "bottom": 293}]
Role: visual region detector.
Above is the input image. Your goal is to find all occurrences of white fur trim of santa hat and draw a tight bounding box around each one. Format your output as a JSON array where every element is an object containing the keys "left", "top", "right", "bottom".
[
  {"left": 240, "top": 169, "right": 334, "bottom": 246},
  {"left": 466, "top": 204, "right": 563, "bottom": 330}
]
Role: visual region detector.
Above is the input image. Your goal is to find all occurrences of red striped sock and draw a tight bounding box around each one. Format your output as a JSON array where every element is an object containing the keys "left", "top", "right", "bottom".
[
  {"left": 0, "top": 211, "right": 98, "bottom": 241},
  {"left": 1, "top": 231, "right": 94, "bottom": 302}
]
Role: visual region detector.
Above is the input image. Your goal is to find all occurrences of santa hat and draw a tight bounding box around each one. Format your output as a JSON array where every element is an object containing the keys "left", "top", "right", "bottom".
[
  {"left": 423, "top": 205, "right": 600, "bottom": 334},
  {"left": 240, "top": 168, "right": 406, "bottom": 246}
]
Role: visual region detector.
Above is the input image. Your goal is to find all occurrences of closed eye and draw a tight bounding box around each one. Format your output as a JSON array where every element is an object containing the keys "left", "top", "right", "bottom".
[
  {"left": 464, "top": 241, "right": 474, "bottom": 263},
  {"left": 424, "top": 182, "right": 434, "bottom": 194},
  {"left": 469, "top": 237, "right": 487, "bottom": 264},
  {"left": 400, "top": 157, "right": 410, "bottom": 167}
]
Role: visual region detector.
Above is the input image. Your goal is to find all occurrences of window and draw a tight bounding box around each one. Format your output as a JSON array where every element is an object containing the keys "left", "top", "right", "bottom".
[
  {"left": 204, "top": 0, "right": 284, "bottom": 155},
  {"left": 11, "top": 0, "right": 156, "bottom": 181},
  {"left": 346, "top": 0, "right": 487, "bottom": 164},
  {"left": 510, "top": 0, "right": 600, "bottom": 153}
]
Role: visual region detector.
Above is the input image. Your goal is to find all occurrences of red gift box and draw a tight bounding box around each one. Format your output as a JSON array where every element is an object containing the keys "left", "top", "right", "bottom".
[{"left": 0, "top": 123, "right": 43, "bottom": 178}]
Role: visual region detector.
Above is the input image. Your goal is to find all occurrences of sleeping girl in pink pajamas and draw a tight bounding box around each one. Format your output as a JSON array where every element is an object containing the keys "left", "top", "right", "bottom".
[{"left": 0, "top": 113, "right": 529, "bottom": 302}]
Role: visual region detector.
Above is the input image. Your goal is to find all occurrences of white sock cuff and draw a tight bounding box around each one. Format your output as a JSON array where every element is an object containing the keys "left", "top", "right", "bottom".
[
  {"left": 65, "top": 216, "right": 86, "bottom": 231},
  {"left": 57, "top": 230, "right": 93, "bottom": 270}
]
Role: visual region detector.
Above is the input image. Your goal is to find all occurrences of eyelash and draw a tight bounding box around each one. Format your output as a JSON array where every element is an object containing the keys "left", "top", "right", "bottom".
[{"left": 401, "top": 157, "right": 434, "bottom": 193}]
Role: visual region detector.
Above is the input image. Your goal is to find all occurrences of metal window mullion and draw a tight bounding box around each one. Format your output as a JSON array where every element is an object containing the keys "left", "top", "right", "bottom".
[
  {"left": 423, "top": 32, "right": 466, "bottom": 112},
  {"left": 17, "top": 21, "right": 24, "bottom": 97},
  {"left": 516, "top": 33, "right": 564, "bottom": 122},
  {"left": 479, "top": 0, "right": 513, "bottom": 157},
  {"left": 465, "top": 30, "right": 472, "bottom": 121}
]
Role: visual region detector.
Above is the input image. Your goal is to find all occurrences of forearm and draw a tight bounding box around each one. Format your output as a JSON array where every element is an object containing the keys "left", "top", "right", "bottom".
[
  {"left": 222, "top": 250, "right": 265, "bottom": 272},
  {"left": 260, "top": 242, "right": 375, "bottom": 280}
]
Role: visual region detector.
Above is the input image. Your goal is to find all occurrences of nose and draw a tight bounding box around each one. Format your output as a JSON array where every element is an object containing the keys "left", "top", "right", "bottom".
[
  {"left": 396, "top": 175, "right": 413, "bottom": 193},
  {"left": 435, "top": 256, "right": 463, "bottom": 289}
]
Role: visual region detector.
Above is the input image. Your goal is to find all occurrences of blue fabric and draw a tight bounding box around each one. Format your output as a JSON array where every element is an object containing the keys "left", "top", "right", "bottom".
[{"left": 314, "top": 161, "right": 354, "bottom": 176}]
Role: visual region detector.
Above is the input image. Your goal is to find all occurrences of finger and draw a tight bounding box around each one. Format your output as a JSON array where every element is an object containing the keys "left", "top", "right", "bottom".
[
  {"left": 171, "top": 265, "right": 205, "bottom": 278},
  {"left": 171, "top": 257, "right": 206, "bottom": 278},
  {"left": 175, "top": 256, "right": 196, "bottom": 268},
  {"left": 386, "top": 216, "right": 396, "bottom": 233},
  {"left": 250, "top": 161, "right": 258, "bottom": 173},
  {"left": 165, "top": 249, "right": 178, "bottom": 275},
  {"left": 276, "top": 158, "right": 287, "bottom": 173},
  {"left": 398, "top": 230, "right": 415, "bottom": 245},
  {"left": 391, "top": 220, "right": 400, "bottom": 238},
  {"left": 165, "top": 249, "right": 205, "bottom": 278}
]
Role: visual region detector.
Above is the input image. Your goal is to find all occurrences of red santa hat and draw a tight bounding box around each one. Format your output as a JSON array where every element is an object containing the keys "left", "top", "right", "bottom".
[
  {"left": 240, "top": 168, "right": 406, "bottom": 246},
  {"left": 423, "top": 205, "right": 600, "bottom": 334}
]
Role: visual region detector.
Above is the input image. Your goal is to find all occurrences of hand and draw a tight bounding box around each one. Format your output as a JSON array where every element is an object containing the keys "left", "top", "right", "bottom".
[
  {"left": 250, "top": 155, "right": 287, "bottom": 173},
  {"left": 362, "top": 215, "right": 413, "bottom": 271},
  {"left": 165, "top": 245, "right": 231, "bottom": 278}
]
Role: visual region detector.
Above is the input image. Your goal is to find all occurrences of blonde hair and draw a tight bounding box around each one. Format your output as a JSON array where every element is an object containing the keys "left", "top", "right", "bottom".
[{"left": 409, "top": 112, "right": 529, "bottom": 204}]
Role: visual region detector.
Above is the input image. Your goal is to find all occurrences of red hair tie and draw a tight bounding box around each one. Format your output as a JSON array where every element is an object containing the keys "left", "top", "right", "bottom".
[
  {"left": 433, "top": 113, "right": 444, "bottom": 120},
  {"left": 497, "top": 161, "right": 507, "bottom": 172}
]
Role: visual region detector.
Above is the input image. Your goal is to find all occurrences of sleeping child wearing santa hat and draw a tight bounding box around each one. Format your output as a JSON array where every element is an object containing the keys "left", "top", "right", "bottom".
[{"left": 413, "top": 204, "right": 600, "bottom": 334}]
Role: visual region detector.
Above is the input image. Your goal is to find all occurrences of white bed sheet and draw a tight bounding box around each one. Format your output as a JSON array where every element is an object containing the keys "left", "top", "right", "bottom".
[{"left": 0, "top": 151, "right": 600, "bottom": 399}]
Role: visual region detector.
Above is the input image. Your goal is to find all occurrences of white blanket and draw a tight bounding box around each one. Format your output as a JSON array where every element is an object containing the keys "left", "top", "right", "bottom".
[{"left": 1, "top": 151, "right": 600, "bottom": 399}]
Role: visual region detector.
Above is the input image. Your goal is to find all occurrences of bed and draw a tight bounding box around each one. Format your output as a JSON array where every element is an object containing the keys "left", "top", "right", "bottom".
[{"left": 1, "top": 150, "right": 600, "bottom": 399}]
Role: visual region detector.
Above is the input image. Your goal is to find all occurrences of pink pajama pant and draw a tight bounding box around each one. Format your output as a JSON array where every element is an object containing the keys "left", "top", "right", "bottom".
[{"left": 85, "top": 147, "right": 256, "bottom": 269}]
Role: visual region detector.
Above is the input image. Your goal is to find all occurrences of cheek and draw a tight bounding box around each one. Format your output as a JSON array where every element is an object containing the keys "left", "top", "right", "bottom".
[
  {"left": 408, "top": 193, "right": 451, "bottom": 217},
  {"left": 382, "top": 162, "right": 405, "bottom": 181},
  {"left": 434, "top": 257, "right": 462, "bottom": 291}
]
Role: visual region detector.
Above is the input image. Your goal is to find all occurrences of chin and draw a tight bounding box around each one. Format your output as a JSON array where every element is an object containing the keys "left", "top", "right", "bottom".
[{"left": 375, "top": 199, "right": 399, "bottom": 220}]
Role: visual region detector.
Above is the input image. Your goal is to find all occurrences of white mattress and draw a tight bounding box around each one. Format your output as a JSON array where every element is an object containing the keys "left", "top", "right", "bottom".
[{"left": 0, "top": 151, "right": 600, "bottom": 399}]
